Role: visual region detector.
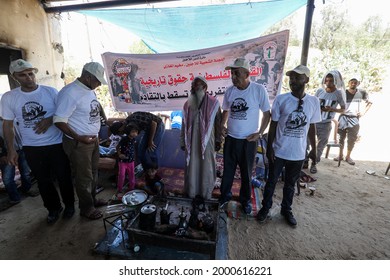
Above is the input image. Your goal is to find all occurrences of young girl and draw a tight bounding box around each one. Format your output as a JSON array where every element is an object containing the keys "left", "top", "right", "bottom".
[{"left": 116, "top": 122, "right": 139, "bottom": 198}]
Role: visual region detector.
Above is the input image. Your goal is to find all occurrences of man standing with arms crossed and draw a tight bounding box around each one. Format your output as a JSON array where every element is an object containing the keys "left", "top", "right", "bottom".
[
  {"left": 219, "top": 58, "right": 271, "bottom": 214},
  {"left": 257, "top": 65, "right": 321, "bottom": 226},
  {"left": 54, "top": 62, "right": 107, "bottom": 220}
]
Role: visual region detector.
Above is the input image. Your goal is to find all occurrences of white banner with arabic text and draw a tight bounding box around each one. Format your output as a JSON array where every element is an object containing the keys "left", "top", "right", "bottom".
[{"left": 102, "top": 30, "right": 289, "bottom": 112}]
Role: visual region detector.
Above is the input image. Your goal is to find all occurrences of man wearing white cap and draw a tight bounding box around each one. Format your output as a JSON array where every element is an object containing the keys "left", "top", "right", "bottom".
[
  {"left": 54, "top": 62, "right": 107, "bottom": 220},
  {"left": 335, "top": 77, "right": 372, "bottom": 165},
  {"left": 256, "top": 65, "right": 321, "bottom": 226},
  {"left": 180, "top": 76, "right": 222, "bottom": 199},
  {"left": 1, "top": 59, "right": 74, "bottom": 223},
  {"left": 220, "top": 58, "right": 271, "bottom": 215}
]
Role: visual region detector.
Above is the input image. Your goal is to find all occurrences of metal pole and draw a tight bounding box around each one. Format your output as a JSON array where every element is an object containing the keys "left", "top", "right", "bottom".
[
  {"left": 300, "top": 0, "right": 315, "bottom": 66},
  {"left": 42, "top": 0, "right": 180, "bottom": 13}
]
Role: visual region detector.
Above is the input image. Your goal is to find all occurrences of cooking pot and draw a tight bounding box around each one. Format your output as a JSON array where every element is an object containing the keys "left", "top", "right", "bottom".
[{"left": 139, "top": 204, "right": 157, "bottom": 231}]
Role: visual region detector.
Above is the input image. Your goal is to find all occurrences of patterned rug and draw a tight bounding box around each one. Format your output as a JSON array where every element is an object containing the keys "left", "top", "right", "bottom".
[{"left": 135, "top": 167, "right": 245, "bottom": 200}]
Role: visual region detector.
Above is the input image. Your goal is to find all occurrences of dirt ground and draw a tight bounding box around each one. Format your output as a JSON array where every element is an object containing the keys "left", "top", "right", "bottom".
[{"left": 0, "top": 93, "right": 389, "bottom": 260}]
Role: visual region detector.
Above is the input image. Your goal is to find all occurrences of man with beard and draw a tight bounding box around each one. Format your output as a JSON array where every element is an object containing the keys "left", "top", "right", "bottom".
[
  {"left": 256, "top": 65, "right": 321, "bottom": 226},
  {"left": 2, "top": 59, "right": 74, "bottom": 223},
  {"left": 54, "top": 62, "right": 107, "bottom": 220},
  {"left": 180, "top": 76, "right": 222, "bottom": 199},
  {"left": 219, "top": 58, "right": 271, "bottom": 214}
]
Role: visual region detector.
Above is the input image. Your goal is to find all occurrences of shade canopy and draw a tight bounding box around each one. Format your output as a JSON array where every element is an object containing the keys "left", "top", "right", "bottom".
[{"left": 81, "top": 0, "right": 306, "bottom": 53}]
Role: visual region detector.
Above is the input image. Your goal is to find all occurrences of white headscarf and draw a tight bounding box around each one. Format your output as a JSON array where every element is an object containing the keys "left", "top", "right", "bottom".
[{"left": 322, "top": 70, "right": 346, "bottom": 103}]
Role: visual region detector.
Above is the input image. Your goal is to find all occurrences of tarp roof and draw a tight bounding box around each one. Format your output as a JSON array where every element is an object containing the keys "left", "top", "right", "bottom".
[{"left": 80, "top": 0, "right": 307, "bottom": 53}]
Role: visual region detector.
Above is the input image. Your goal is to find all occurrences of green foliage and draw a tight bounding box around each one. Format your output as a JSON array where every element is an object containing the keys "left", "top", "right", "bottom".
[
  {"left": 128, "top": 40, "right": 155, "bottom": 54},
  {"left": 264, "top": 3, "right": 389, "bottom": 95}
]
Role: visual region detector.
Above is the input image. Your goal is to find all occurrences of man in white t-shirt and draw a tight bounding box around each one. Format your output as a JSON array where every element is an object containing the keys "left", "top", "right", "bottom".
[
  {"left": 219, "top": 58, "right": 271, "bottom": 215},
  {"left": 256, "top": 65, "right": 321, "bottom": 226},
  {"left": 54, "top": 62, "right": 107, "bottom": 220},
  {"left": 1, "top": 59, "right": 74, "bottom": 224},
  {"left": 311, "top": 70, "right": 345, "bottom": 173}
]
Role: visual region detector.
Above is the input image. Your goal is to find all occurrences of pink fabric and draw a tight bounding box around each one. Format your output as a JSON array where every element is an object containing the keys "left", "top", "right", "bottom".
[
  {"left": 117, "top": 161, "right": 135, "bottom": 192},
  {"left": 183, "top": 94, "right": 219, "bottom": 165}
]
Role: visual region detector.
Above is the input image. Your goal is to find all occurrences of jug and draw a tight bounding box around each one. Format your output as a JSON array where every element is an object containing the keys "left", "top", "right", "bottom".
[
  {"left": 178, "top": 206, "right": 188, "bottom": 229},
  {"left": 160, "top": 208, "right": 173, "bottom": 225}
]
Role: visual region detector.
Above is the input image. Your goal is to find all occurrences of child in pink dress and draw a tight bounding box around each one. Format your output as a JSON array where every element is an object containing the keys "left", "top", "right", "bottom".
[{"left": 116, "top": 123, "right": 139, "bottom": 198}]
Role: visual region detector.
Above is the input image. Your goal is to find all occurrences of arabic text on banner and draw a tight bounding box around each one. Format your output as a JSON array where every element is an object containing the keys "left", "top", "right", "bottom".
[{"left": 102, "top": 30, "right": 289, "bottom": 112}]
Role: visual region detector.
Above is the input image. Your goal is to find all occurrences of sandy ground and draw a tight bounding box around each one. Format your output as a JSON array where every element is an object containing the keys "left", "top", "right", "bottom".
[{"left": 0, "top": 93, "right": 389, "bottom": 260}]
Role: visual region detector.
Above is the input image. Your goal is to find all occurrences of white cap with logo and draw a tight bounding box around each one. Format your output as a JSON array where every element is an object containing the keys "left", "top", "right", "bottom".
[
  {"left": 83, "top": 62, "right": 107, "bottom": 85},
  {"left": 225, "top": 58, "right": 250, "bottom": 72},
  {"left": 9, "top": 59, "right": 38, "bottom": 75},
  {"left": 286, "top": 65, "right": 310, "bottom": 79}
]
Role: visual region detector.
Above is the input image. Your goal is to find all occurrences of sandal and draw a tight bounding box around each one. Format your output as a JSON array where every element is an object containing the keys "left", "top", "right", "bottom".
[
  {"left": 80, "top": 208, "right": 103, "bottom": 220},
  {"left": 333, "top": 156, "right": 344, "bottom": 162},
  {"left": 310, "top": 164, "right": 317, "bottom": 174},
  {"left": 345, "top": 157, "right": 355, "bottom": 165},
  {"left": 94, "top": 198, "right": 108, "bottom": 207}
]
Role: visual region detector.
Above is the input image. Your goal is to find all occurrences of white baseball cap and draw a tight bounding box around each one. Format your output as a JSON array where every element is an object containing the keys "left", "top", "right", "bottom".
[
  {"left": 83, "top": 62, "right": 107, "bottom": 85},
  {"left": 286, "top": 65, "right": 310, "bottom": 78},
  {"left": 193, "top": 76, "right": 207, "bottom": 85},
  {"left": 225, "top": 58, "right": 250, "bottom": 72},
  {"left": 9, "top": 59, "right": 38, "bottom": 75}
]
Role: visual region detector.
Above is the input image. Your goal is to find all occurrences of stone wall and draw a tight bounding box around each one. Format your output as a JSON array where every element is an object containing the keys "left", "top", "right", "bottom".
[{"left": 0, "top": 0, "right": 64, "bottom": 89}]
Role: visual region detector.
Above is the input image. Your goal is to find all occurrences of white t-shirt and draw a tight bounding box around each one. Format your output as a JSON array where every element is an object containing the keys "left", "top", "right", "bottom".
[
  {"left": 222, "top": 82, "right": 271, "bottom": 139},
  {"left": 55, "top": 80, "right": 101, "bottom": 136},
  {"left": 315, "top": 88, "right": 345, "bottom": 123},
  {"left": 272, "top": 92, "right": 321, "bottom": 161},
  {"left": 1, "top": 85, "right": 63, "bottom": 146}
]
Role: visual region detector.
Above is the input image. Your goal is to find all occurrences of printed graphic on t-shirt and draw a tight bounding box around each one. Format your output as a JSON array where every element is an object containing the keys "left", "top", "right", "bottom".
[
  {"left": 89, "top": 100, "right": 101, "bottom": 124},
  {"left": 319, "top": 98, "right": 336, "bottom": 120},
  {"left": 284, "top": 108, "right": 307, "bottom": 138},
  {"left": 230, "top": 98, "right": 249, "bottom": 120},
  {"left": 22, "top": 101, "right": 47, "bottom": 128}
]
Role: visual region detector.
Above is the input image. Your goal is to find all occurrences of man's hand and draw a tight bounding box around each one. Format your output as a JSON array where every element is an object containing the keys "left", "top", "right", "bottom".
[
  {"left": 222, "top": 126, "right": 228, "bottom": 137},
  {"left": 7, "top": 149, "right": 18, "bottom": 166},
  {"left": 34, "top": 117, "right": 52, "bottom": 134},
  {"left": 246, "top": 132, "right": 261, "bottom": 142},
  {"left": 147, "top": 141, "right": 157, "bottom": 152}
]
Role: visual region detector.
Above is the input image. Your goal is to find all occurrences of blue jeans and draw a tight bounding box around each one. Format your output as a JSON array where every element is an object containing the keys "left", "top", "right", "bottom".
[
  {"left": 261, "top": 157, "right": 304, "bottom": 212},
  {"left": 137, "top": 123, "right": 165, "bottom": 169},
  {"left": 0, "top": 150, "right": 32, "bottom": 202}
]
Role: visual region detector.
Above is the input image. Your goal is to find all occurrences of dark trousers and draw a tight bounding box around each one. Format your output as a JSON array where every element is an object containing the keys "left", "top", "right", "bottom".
[
  {"left": 262, "top": 157, "right": 303, "bottom": 212},
  {"left": 220, "top": 136, "right": 257, "bottom": 204},
  {"left": 23, "top": 144, "right": 74, "bottom": 212}
]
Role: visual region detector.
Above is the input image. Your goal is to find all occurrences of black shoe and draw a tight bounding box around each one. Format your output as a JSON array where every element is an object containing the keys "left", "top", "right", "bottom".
[
  {"left": 280, "top": 210, "right": 297, "bottom": 226},
  {"left": 63, "top": 205, "right": 75, "bottom": 219},
  {"left": 256, "top": 208, "right": 269, "bottom": 223},
  {"left": 47, "top": 206, "right": 63, "bottom": 224},
  {"left": 242, "top": 203, "right": 252, "bottom": 215}
]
